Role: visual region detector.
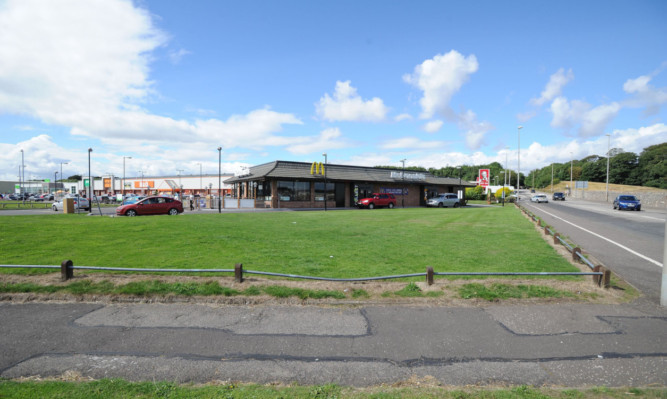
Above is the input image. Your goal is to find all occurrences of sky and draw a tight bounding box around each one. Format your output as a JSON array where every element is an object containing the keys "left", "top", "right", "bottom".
[{"left": 1, "top": 0, "right": 666, "bottom": 182}]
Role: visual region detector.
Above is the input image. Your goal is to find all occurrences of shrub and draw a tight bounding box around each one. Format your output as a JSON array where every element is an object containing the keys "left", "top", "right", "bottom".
[{"left": 465, "top": 185, "right": 486, "bottom": 200}]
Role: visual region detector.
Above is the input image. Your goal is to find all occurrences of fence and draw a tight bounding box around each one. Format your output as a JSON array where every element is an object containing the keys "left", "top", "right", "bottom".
[{"left": 515, "top": 202, "right": 611, "bottom": 288}]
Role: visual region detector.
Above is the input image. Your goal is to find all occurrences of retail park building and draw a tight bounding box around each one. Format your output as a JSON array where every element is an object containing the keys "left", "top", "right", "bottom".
[{"left": 3, "top": 161, "right": 476, "bottom": 209}]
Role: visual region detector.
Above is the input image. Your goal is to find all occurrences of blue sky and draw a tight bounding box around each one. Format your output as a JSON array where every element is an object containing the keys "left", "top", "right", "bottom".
[{"left": 1, "top": 0, "right": 666, "bottom": 181}]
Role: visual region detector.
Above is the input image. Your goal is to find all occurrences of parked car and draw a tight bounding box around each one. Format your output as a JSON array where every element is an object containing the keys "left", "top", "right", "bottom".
[
  {"left": 552, "top": 192, "right": 565, "bottom": 201},
  {"left": 427, "top": 193, "right": 461, "bottom": 208},
  {"left": 357, "top": 193, "right": 396, "bottom": 209},
  {"left": 613, "top": 195, "right": 641, "bottom": 211},
  {"left": 530, "top": 194, "right": 549, "bottom": 203},
  {"left": 52, "top": 196, "right": 90, "bottom": 211},
  {"left": 116, "top": 196, "right": 183, "bottom": 216}
]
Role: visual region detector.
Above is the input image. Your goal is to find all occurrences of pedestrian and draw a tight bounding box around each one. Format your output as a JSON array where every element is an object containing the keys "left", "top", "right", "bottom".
[{"left": 189, "top": 196, "right": 194, "bottom": 211}]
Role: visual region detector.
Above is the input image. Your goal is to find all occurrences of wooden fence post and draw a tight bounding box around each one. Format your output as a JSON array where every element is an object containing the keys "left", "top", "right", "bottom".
[
  {"left": 426, "top": 266, "right": 434, "bottom": 286},
  {"left": 234, "top": 263, "right": 243, "bottom": 283},
  {"left": 61, "top": 260, "right": 73, "bottom": 281},
  {"left": 572, "top": 247, "right": 581, "bottom": 261}
]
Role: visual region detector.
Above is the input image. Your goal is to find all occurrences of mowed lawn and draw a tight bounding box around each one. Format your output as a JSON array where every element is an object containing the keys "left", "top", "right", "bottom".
[{"left": 0, "top": 207, "right": 578, "bottom": 278}]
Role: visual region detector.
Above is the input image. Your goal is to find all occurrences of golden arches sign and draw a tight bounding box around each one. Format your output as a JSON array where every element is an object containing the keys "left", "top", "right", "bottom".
[{"left": 310, "top": 162, "right": 325, "bottom": 175}]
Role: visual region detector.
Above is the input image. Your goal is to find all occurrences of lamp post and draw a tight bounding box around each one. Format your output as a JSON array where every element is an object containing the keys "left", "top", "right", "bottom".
[
  {"left": 322, "top": 153, "right": 328, "bottom": 211},
  {"left": 551, "top": 163, "right": 554, "bottom": 193},
  {"left": 218, "top": 147, "right": 222, "bottom": 213},
  {"left": 517, "top": 126, "right": 523, "bottom": 195},
  {"left": 605, "top": 134, "right": 611, "bottom": 202},
  {"left": 400, "top": 158, "right": 406, "bottom": 208},
  {"left": 54, "top": 171, "right": 58, "bottom": 195},
  {"left": 197, "top": 163, "right": 202, "bottom": 194},
  {"left": 138, "top": 170, "right": 145, "bottom": 196},
  {"left": 570, "top": 152, "right": 573, "bottom": 197},
  {"left": 87, "top": 148, "right": 93, "bottom": 213},
  {"left": 122, "top": 156, "right": 131, "bottom": 203},
  {"left": 177, "top": 169, "right": 184, "bottom": 199},
  {"left": 59, "top": 162, "right": 68, "bottom": 196},
  {"left": 20, "top": 149, "right": 25, "bottom": 204}
]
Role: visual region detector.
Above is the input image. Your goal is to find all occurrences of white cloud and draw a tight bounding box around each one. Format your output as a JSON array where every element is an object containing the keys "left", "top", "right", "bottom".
[
  {"left": 381, "top": 137, "right": 447, "bottom": 150},
  {"left": 422, "top": 120, "right": 443, "bottom": 133},
  {"left": 315, "top": 81, "right": 388, "bottom": 122},
  {"left": 168, "top": 48, "right": 191, "bottom": 64},
  {"left": 622, "top": 69, "right": 667, "bottom": 115},
  {"left": 394, "top": 113, "right": 412, "bottom": 122},
  {"left": 285, "top": 127, "right": 351, "bottom": 155},
  {"left": 550, "top": 97, "right": 620, "bottom": 137},
  {"left": 403, "top": 50, "right": 478, "bottom": 119},
  {"left": 458, "top": 110, "right": 494, "bottom": 150},
  {"left": 530, "top": 68, "right": 574, "bottom": 106}
]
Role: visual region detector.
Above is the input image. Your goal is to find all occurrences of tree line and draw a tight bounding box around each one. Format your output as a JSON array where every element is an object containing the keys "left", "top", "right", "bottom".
[{"left": 379, "top": 142, "right": 666, "bottom": 190}]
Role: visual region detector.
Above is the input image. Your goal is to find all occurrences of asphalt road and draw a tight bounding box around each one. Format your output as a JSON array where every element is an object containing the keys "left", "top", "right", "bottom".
[
  {"left": 521, "top": 196, "right": 665, "bottom": 302},
  {"left": 0, "top": 302, "right": 665, "bottom": 387}
]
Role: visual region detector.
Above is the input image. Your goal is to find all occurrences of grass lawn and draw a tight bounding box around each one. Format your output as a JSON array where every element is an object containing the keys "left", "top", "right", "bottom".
[{"left": 0, "top": 207, "right": 579, "bottom": 278}]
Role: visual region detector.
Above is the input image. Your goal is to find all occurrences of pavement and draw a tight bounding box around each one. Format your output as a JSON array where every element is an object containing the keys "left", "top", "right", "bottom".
[{"left": 0, "top": 299, "right": 665, "bottom": 387}]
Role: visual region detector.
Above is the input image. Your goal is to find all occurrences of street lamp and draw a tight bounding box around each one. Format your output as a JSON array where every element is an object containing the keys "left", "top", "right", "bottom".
[
  {"left": 517, "top": 126, "right": 523, "bottom": 194},
  {"left": 218, "top": 147, "right": 222, "bottom": 213},
  {"left": 59, "top": 162, "right": 68, "bottom": 196},
  {"left": 400, "top": 158, "right": 406, "bottom": 208},
  {"left": 123, "top": 156, "right": 131, "bottom": 202},
  {"left": 87, "top": 148, "right": 93, "bottom": 213},
  {"left": 54, "top": 171, "right": 58, "bottom": 194},
  {"left": 570, "top": 152, "right": 573, "bottom": 195},
  {"left": 20, "top": 149, "right": 25, "bottom": 204},
  {"left": 197, "top": 163, "right": 202, "bottom": 194},
  {"left": 605, "top": 134, "right": 611, "bottom": 202},
  {"left": 322, "top": 153, "right": 328, "bottom": 211}
]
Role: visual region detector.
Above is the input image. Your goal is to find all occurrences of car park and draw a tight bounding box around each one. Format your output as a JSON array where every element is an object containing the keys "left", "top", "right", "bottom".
[
  {"left": 116, "top": 196, "right": 183, "bottom": 216},
  {"left": 613, "top": 195, "right": 641, "bottom": 211},
  {"left": 52, "top": 196, "right": 90, "bottom": 211},
  {"left": 530, "top": 194, "right": 549, "bottom": 203},
  {"left": 357, "top": 193, "right": 396, "bottom": 209},
  {"left": 552, "top": 192, "right": 565, "bottom": 201},
  {"left": 427, "top": 193, "right": 462, "bottom": 208}
]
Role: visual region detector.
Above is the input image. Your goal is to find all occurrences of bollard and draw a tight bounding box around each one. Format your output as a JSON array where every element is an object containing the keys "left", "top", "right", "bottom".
[
  {"left": 602, "top": 268, "right": 611, "bottom": 289},
  {"left": 544, "top": 225, "right": 549, "bottom": 236},
  {"left": 572, "top": 247, "right": 581, "bottom": 262},
  {"left": 234, "top": 263, "right": 243, "bottom": 283},
  {"left": 593, "top": 265, "right": 602, "bottom": 286},
  {"left": 553, "top": 233, "right": 560, "bottom": 245},
  {"left": 61, "top": 260, "right": 73, "bottom": 281},
  {"left": 426, "top": 266, "right": 434, "bottom": 286}
]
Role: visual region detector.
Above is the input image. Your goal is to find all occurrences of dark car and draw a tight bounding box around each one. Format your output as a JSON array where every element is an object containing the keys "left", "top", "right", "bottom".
[
  {"left": 357, "top": 193, "right": 396, "bottom": 209},
  {"left": 116, "top": 196, "right": 183, "bottom": 216},
  {"left": 552, "top": 192, "right": 565, "bottom": 201},
  {"left": 613, "top": 195, "right": 641, "bottom": 211}
]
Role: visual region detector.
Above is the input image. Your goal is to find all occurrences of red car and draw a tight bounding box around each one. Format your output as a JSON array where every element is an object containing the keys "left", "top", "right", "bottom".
[
  {"left": 116, "top": 196, "right": 183, "bottom": 216},
  {"left": 357, "top": 193, "right": 396, "bottom": 209}
]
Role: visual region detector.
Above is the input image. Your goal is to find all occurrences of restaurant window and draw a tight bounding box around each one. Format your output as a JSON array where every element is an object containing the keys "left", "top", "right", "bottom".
[
  {"left": 256, "top": 181, "right": 271, "bottom": 200},
  {"left": 314, "top": 182, "right": 334, "bottom": 201},
  {"left": 277, "top": 180, "right": 310, "bottom": 201}
]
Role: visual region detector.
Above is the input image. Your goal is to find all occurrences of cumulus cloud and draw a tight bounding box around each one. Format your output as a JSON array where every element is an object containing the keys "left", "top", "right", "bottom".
[
  {"left": 403, "top": 50, "right": 478, "bottom": 119},
  {"left": 530, "top": 68, "right": 574, "bottom": 106},
  {"left": 315, "top": 81, "right": 388, "bottom": 122},
  {"left": 422, "top": 120, "right": 443, "bottom": 133},
  {"left": 622, "top": 68, "right": 667, "bottom": 115},
  {"left": 550, "top": 97, "right": 620, "bottom": 137},
  {"left": 457, "top": 110, "right": 494, "bottom": 150},
  {"left": 381, "top": 137, "right": 447, "bottom": 150},
  {"left": 394, "top": 113, "right": 412, "bottom": 122},
  {"left": 285, "top": 127, "right": 351, "bottom": 155}
]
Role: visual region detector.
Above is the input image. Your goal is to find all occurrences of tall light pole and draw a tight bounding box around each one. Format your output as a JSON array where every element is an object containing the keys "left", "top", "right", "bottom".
[
  {"left": 605, "top": 134, "right": 611, "bottom": 202},
  {"left": 400, "top": 158, "right": 406, "bottom": 208},
  {"left": 177, "top": 169, "right": 184, "bottom": 198},
  {"left": 504, "top": 146, "right": 509, "bottom": 186},
  {"left": 197, "top": 163, "right": 202, "bottom": 194},
  {"left": 218, "top": 147, "right": 222, "bottom": 213},
  {"left": 87, "top": 148, "right": 93, "bottom": 213},
  {"left": 59, "top": 162, "right": 68, "bottom": 195},
  {"left": 322, "top": 153, "right": 328, "bottom": 211},
  {"left": 123, "top": 156, "right": 131, "bottom": 202},
  {"left": 54, "top": 172, "right": 58, "bottom": 195},
  {"left": 517, "top": 126, "right": 523, "bottom": 195},
  {"left": 551, "top": 163, "right": 554, "bottom": 193},
  {"left": 20, "top": 149, "right": 25, "bottom": 203},
  {"left": 570, "top": 152, "right": 573, "bottom": 197}
]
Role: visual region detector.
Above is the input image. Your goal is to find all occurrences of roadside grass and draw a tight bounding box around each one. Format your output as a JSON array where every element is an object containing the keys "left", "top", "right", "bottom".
[
  {"left": 0, "top": 207, "right": 580, "bottom": 280},
  {"left": 0, "top": 379, "right": 665, "bottom": 398},
  {"left": 459, "top": 283, "right": 576, "bottom": 301}
]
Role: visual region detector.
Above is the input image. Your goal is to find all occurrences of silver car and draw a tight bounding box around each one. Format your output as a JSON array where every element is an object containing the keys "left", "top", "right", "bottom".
[
  {"left": 427, "top": 193, "right": 461, "bottom": 208},
  {"left": 530, "top": 194, "right": 549, "bottom": 203},
  {"left": 52, "top": 196, "right": 90, "bottom": 211}
]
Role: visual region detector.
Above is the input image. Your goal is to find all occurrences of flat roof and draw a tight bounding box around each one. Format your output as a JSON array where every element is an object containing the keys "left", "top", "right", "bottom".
[{"left": 227, "top": 161, "right": 476, "bottom": 187}]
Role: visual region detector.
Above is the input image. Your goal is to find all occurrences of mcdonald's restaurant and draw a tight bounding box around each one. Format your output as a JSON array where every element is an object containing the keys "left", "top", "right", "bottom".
[{"left": 226, "top": 160, "right": 476, "bottom": 209}]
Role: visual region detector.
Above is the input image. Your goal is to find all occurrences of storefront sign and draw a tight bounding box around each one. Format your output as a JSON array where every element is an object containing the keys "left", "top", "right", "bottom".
[
  {"left": 477, "top": 169, "right": 490, "bottom": 188},
  {"left": 381, "top": 188, "right": 407, "bottom": 195},
  {"left": 390, "top": 171, "right": 425, "bottom": 181}
]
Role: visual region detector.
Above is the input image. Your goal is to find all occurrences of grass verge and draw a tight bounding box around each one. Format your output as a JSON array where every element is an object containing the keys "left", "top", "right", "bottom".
[{"left": 0, "top": 379, "right": 664, "bottom": 398}]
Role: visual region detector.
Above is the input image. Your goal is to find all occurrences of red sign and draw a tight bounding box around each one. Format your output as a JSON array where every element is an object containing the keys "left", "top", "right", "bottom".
[{"left": 478, "top": 169, "right": 490, "bottom": 188}]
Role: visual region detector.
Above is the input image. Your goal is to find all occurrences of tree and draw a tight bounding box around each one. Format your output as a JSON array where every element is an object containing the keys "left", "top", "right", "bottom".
[
  {"left": 637, "top": 143, "right": 667, "bottom": 189},
  {"left": 609, "top": 152, "right": 639, "bottom": 185}
]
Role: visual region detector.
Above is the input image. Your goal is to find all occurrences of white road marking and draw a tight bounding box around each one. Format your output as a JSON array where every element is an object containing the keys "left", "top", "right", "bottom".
[
  {"left": 560, "top": 201, "right": 665, "bottom": 222},
  {"left": 525, "top": 203, "right": 663, "bottom": 268}
]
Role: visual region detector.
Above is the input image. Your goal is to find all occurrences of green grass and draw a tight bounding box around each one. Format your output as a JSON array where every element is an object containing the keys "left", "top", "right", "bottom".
[
  {"left": 0, "top": 379, "right": 665, "bottom": 398},
  {"left": 0, "top": 207, "right": 578, "bottom": 279},
  {"left": 459, "top": 283, "right": 576, "bottom": 301}
]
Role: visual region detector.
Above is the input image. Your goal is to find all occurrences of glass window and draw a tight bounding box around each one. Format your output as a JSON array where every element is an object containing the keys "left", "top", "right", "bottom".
[
  {"left": 314, "top": 182, "right": 334, "bottom": 201},
  {"left": 277, "top": 180, "right": 311, "bottom": 201}
]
